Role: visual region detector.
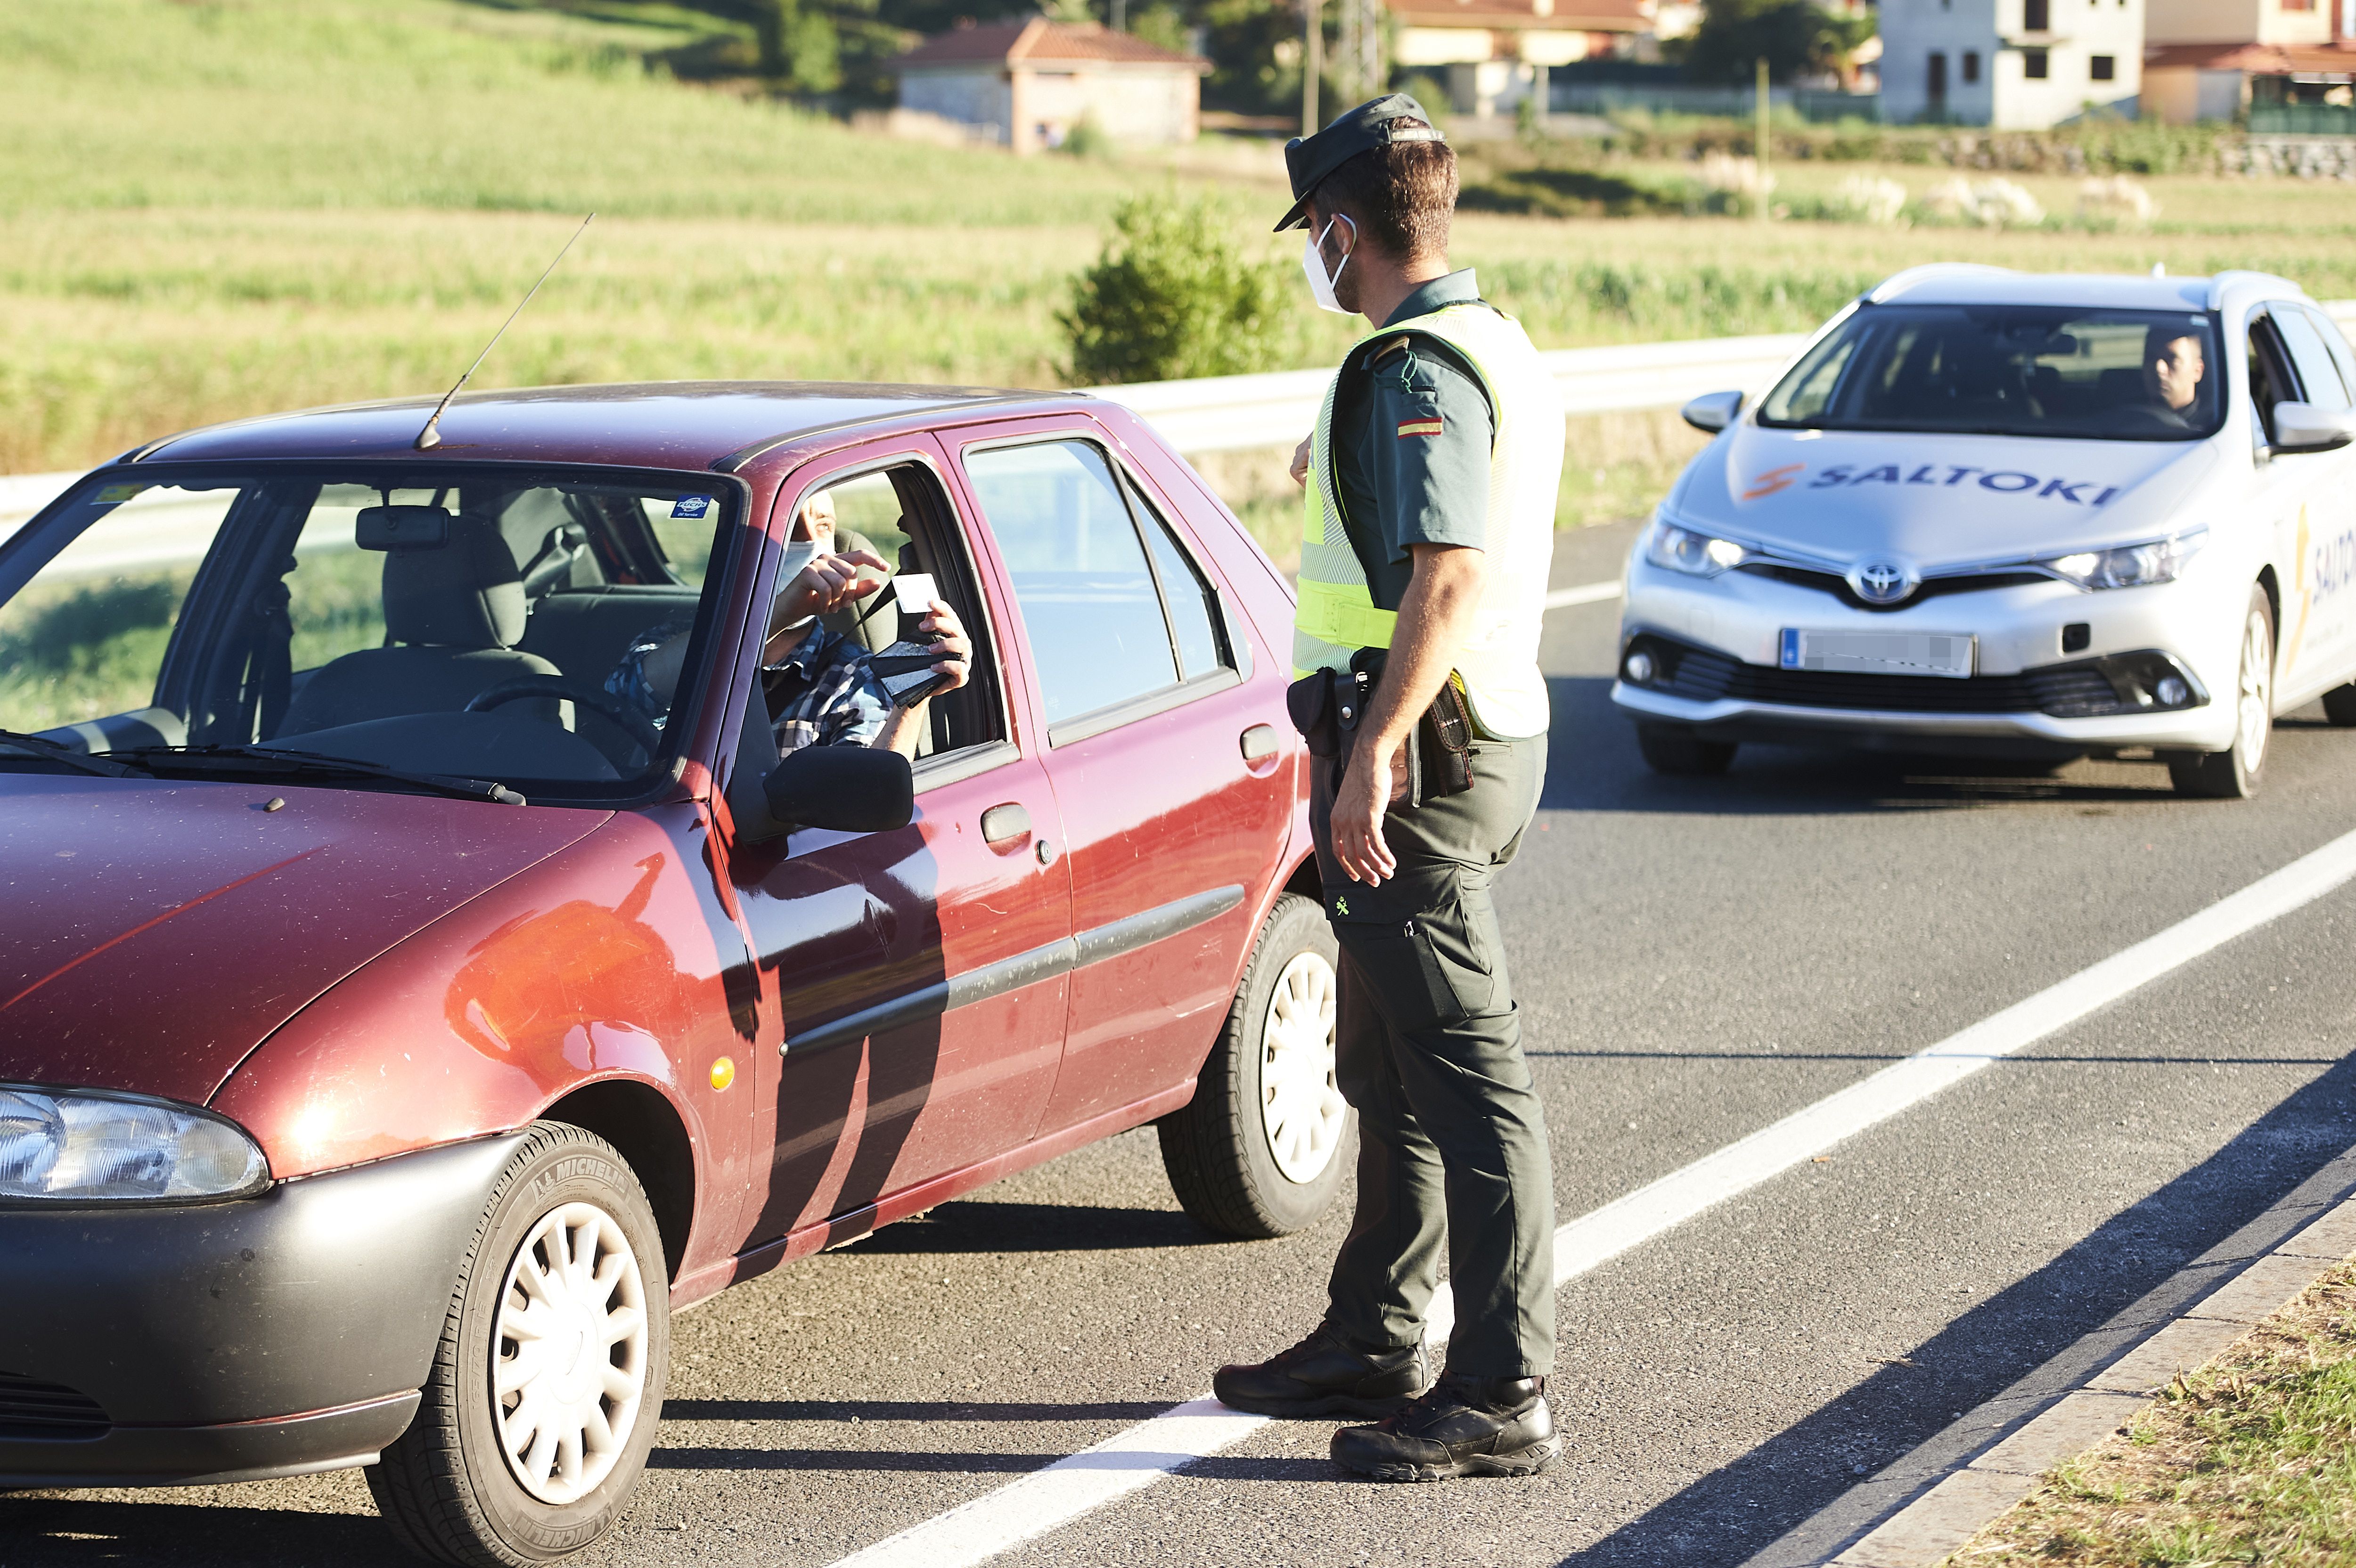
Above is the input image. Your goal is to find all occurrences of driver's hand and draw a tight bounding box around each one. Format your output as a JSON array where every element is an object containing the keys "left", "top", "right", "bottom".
[
  {"left": 775, "top": 548, "right": 890, "bottom": 629},
  {"left": 915, "top": 600, "right": 971, "bottom": 694},
  {"left": 1289, "top": 433, "right": 1312, "bottom": 490}
]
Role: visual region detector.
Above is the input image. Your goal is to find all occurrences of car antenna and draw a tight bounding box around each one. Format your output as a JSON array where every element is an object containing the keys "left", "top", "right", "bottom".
[{"left": 414, "top": 212, "right": 594, "bottom": 451}]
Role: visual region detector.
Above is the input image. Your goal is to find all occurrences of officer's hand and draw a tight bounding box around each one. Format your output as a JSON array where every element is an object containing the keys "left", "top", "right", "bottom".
[
  {"left": 914, "top": 599, "right": 971, "bottom": 695},
  {"left": 1289, "top": 434, "right": 1312, "bottom": 490},
  {"left": 1331, "top": 741, "right": 1401, "bottom": 885}
]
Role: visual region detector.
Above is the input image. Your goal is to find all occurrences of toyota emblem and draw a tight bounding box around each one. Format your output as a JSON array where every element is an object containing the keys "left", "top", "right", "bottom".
[{"left": 1848, "top": 559, "right": 1919, "bottom": 605}]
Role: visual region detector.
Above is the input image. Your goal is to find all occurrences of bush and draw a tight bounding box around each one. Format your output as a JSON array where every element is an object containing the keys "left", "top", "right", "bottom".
[{"left": 1059, "top": 195, "right": 1290, "bottom": 385}]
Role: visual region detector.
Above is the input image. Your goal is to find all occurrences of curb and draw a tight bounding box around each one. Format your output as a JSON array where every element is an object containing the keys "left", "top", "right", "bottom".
[{"left": 1743, "top": 1144, "right": 2356, "bottom": 1568}]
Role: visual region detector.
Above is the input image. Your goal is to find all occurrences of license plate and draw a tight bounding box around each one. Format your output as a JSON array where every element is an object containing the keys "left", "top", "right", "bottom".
[{"left": 1779, "top": 629, "right": 1975, "bottom": 678}]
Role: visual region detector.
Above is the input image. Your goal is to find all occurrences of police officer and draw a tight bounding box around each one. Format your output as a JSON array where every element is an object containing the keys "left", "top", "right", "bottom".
[{"left": 1212, "top": 94, "right": 1567, "bottom": 1483}]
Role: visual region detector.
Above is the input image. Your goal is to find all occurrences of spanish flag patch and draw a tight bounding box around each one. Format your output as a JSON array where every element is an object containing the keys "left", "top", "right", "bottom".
[{"left": 1396, "top": 417, "right": 1445, "bottom": 438}]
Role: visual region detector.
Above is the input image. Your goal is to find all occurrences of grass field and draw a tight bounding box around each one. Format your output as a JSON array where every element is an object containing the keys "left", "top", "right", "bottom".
[{"left": 8, "top": 0, "right": 2356, "bottom": 503}]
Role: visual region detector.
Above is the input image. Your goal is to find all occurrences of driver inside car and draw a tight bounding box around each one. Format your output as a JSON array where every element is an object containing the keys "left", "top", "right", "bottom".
[
  {"left": 2143, "top": 326, "right": 2207, "bottom": 426},
  {"left": 605, "top": 489, "right": 970, "bottom": 760}
]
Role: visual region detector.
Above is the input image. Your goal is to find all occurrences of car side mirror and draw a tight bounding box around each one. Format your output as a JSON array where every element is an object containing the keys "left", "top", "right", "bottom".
[
  {"left": 1680, "top": 390, "right": 1744, "bottom": 434},
  {"left": 763, "top": 744, "right": 915, "bottom": 835},
  {"left": 2271, "top": 400, "right": 2356, "bottom": 454}
]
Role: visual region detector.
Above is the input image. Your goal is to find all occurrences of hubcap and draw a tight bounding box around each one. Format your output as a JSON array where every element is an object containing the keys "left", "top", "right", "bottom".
[
  {"left": 491, "top": 1201, "right": 650, "bottom": 1506},
  {"left": 1260, "top": 951, "right": 1345, "bottom": 1184},
  {"left": 2238, "top": 607, "right": 2273, "bottom": 777}
]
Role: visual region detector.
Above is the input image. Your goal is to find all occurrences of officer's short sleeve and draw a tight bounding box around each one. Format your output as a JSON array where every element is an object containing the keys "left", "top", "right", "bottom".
[{"left": 1366, "top": 345, "right": 1493, "bottom": 561}]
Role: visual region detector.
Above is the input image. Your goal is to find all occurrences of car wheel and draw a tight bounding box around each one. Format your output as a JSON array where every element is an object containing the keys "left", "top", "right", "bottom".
[
  {"left": 366, "top": 1122, "right": 669, "bottom": 1568},
  {"left": 2323, "top": 684, "right": 2356, "bottom": 727},
  {"left": 1158, "top": 891, "right": 1351, "bottom": 1239},
  {"left": 1636, "top": 723, "right": 1736, "bottom": 776},
  {"left": 2169, "top": 585, "right": 2274, "bottom": 800}
]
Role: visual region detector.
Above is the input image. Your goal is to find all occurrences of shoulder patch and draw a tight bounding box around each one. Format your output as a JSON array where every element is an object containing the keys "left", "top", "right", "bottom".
[{"left": 1397, "top": 416, "right": 1445, "bottom": 438}]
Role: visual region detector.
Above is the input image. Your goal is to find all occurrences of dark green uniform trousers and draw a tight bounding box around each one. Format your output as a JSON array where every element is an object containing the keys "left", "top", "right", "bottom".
[{"left": 1310, "top": 734, "right": 1555, "bottom": 1379}]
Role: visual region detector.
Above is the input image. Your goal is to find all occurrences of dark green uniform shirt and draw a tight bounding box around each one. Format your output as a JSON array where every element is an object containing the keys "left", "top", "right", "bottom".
[{"left": 1333, "top": 269, "right": 1495, "bottom": 612}]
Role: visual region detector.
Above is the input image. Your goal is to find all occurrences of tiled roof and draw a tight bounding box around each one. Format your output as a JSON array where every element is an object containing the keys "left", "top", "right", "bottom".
[
  {"left": 890, "top": 17, "right": 1209, "bottom": 71},
  {"left": 1389, "top": 0, "right": 1650, "bottom": 31},
  {"left": 2144, "top": 40, "right": 2356, "bottom": 75}
]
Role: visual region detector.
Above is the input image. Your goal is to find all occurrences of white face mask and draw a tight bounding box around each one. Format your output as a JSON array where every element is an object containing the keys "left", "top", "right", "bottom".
[{"left": 1300, "top": 217, "right": 1353, "bottom": 315}]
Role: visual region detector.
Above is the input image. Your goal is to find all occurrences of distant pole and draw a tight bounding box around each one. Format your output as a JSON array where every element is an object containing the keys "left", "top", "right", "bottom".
[
  {"left": 1755, "top": 55, "right": 1771, "bottom": 220},
  {"left": 1112, "top": 0, "right": 1125, "bottom": 28},
  {"left": 1303, "top": 0, "right": 1322, "bottom": 136}
]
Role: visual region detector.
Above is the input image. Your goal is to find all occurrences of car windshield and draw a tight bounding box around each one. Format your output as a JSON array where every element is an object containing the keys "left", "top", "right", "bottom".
[
  {"left": 0, "top": 465, "right": 737, "bottom": 800},
  {"left": 1759, "top": 304, "right": 2225, "bottom": 441}
]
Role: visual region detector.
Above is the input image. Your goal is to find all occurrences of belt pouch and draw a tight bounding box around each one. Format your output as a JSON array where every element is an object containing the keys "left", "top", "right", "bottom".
[{"left": 1286, "top": 669, "right": 1340, "bottom": 758}]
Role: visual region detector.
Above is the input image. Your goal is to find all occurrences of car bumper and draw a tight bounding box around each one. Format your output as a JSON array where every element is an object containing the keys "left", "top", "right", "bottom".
[
  {"left": 0, "top": 1133, "right": 523, "bottom": 1488},
  {"left": 1612, "top": 556, "right": 2239, "bottom": 753}
]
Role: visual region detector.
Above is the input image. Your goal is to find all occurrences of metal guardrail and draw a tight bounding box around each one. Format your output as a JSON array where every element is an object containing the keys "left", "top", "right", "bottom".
[{"left": 8, "top": 302, "right": 2356, "bottom": 556}]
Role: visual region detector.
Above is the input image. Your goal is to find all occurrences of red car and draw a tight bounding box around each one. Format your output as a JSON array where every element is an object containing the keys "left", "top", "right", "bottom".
[{"left": 0, "top": 384, "right": 1347, "bottom": 1566}]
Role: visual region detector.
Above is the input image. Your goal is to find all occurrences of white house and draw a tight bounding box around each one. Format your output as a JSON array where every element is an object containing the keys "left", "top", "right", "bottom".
[
  {"left": 1387, "top": 0, "right": 1652, "bottom": 118},
  {"left": 1879, "top": 0, "right": 2145, "bottom": 128},
  {"left": 887, "top": 19, "right": 1209, "bottom": 155}
]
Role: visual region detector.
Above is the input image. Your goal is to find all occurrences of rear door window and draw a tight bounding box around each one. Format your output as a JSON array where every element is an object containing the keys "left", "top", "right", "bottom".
[{"left": 962, "top": 440, "right": 1178, "bottom": 728}]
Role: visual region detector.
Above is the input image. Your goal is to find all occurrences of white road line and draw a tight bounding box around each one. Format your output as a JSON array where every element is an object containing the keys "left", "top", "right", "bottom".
[
  {"left": 824, "top": 824, "right": 2356, "bottom": 1568},
  {"left": 1544, "top": 579, "right": 1622, "bottom": 610}
]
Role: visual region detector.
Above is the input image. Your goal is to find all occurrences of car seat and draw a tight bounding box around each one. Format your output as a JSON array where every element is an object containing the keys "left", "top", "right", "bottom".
[{"left": 275, "top": 516, "right": 561, "bottom": 738}]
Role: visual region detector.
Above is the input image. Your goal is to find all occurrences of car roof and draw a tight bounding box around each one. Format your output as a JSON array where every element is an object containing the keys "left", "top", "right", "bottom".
[
  {"left": 1865, "top": 264, "right": 2307, "bottom": 315},
  {"left": 121, "top": 381, "right": 1075, "bottom": 474}
]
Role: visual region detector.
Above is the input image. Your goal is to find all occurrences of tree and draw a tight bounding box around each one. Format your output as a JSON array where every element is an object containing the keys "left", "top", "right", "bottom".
[
  {"left": 1676, "top": 0, "right": 1876, "bottom": 85},
  {"left": 1061, "top": 196, "right": 1290, "bottom": 385}
]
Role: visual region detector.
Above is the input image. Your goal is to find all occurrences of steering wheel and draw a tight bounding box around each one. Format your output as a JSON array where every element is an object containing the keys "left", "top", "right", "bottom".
[{"left": 464, "top": 677, "right": 664, "bottom": 759}]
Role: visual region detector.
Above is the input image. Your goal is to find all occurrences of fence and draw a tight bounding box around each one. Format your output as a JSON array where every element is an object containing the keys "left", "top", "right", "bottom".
[{"left": 2249, "top": 104, "right": 2356, "bottom": 138}]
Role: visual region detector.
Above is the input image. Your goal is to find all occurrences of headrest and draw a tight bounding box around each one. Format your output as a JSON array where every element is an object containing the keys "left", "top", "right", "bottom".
[{"left": 383, "top": 517, "right": 528, "bottom": 649}]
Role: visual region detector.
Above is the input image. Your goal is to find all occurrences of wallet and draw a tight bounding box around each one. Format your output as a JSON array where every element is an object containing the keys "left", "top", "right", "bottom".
[{"left": 870, "top": 639, "right": 953, "bottom": 708}]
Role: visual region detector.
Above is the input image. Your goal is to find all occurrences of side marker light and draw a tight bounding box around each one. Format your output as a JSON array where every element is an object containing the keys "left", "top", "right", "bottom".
[{"left": 710, "top": 1057, "right": 736, "bottom": 1091}]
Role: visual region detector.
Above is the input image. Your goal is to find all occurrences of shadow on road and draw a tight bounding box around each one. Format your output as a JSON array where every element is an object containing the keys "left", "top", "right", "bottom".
[
  {"left": 662, "top": 1397, "right": 1170, "bottom": 1423},
  {"left": 1552, "top": 1055, "right": 2356, "bottom": 1568},
  {"left": 0, "top": 1496, "right": 409, "bottom": 1568},
  {"left": 835, "top": 1200, "right": 1223, "bottom": 1254}
]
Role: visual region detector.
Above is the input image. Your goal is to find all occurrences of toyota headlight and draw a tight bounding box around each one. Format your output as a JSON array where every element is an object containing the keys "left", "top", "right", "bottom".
[
  {"left": 2041, "top": 529, "right": 2207, "bottom": 591},
  {"left": 0, "top": 1085, "right": 269, "bottom": 1201},
  {"left": 1644, "top": 520, "right": 1750, "bottom": 578}
]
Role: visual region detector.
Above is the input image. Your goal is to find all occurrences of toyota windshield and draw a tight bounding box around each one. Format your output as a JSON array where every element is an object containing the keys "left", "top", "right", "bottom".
[{"left": 1759, "top": 304, "right": 2225, "bottom": 441}]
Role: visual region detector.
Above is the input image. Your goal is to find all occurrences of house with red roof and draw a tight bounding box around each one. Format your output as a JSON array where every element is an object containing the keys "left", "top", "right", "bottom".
[
  {"left": 886, "top": 18, "right": 1211, "bottom": 155},
  {"left": 2144, "top": 0, "right": 2355, "bottom": 126}
]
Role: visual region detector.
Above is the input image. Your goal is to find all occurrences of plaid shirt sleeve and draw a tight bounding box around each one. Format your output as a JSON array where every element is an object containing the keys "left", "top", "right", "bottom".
[{"left": 770, "top": 629, "right": 892, "bottom": 754}]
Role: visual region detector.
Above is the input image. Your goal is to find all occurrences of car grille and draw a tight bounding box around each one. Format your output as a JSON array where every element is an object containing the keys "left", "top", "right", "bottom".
[
  {"left": 1635, "top": 636, "right": 2133, "bottom": 717},
  {"left": 1740, "top": 563, "right": 2051, "bottom": 612},
  {"left": 0, "top": 1370, "right": 111, "bottom": 1440}
]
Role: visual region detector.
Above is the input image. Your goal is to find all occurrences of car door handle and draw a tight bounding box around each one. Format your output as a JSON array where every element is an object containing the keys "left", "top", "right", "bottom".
[
  {"left": 981, "top": 802, "right": 1031, "bottom": 847},
  {"left": 1240, "top": 724, "right": 1282, "bottom": 766}
]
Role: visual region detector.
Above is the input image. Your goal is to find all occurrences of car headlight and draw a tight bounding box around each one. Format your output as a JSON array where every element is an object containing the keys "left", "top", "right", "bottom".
[
  {"left": 0, "top": 1085, "right": 269, "bottom": 1201},
  {"left": 1644, "top": 520, "right": 1750, "bottom": 578},
  {"left": 2041, "top": 529, "right": 2207, "bottom": 591}
]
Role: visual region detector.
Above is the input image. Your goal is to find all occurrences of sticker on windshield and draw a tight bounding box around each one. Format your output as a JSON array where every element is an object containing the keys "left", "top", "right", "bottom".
[
  {"left": 92, "top": 483, "right": 148, "bottom": 504},
  {"left": 671, "top": 495, "right": 713, "bottom": 519}
]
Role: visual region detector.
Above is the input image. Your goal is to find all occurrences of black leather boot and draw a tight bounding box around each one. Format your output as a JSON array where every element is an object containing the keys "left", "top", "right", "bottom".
[
  {"left": 1329, "top": 1374, "right": 1560, "bottom": 1482},
  {"left": 1213, "top": 1324, "right": 1432, "bottom": 1418}
]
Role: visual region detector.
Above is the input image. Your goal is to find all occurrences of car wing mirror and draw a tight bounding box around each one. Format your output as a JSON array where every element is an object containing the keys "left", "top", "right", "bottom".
[
  {"left": 1681, "top": 390, "right": 1744, "bottom": 434},
  {"left": 722, "top": 690, "right": 916, "bottom": 843},
  {"left": 2271, "top": 400, "right": 2356, "bottom": 454}
]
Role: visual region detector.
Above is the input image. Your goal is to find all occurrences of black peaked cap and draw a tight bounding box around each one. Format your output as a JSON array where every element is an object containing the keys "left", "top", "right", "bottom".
[{"left": 1274, "top": 93, "right": 1446, "bottom": 232}]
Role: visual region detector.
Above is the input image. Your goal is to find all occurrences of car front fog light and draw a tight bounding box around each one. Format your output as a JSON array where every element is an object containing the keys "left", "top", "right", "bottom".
[
  {"left": 2156, "top": 676, "right": 2189, "bottom": 707},
  {"left": 0, "top": 1085, "right": 269, "bottom": 1202},
  {"left": 1624, "top": 650, "right": 1656, "bottom": 685}
]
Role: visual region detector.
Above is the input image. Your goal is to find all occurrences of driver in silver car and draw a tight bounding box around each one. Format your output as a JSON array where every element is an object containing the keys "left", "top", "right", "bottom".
[{"left": 606, "top": 489, "right": 969, "bottom": 760}]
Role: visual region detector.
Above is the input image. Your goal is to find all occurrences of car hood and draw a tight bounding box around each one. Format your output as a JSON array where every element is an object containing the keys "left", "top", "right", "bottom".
[
  {"left": 1676, "top": 425, "right": 2225, "bottom": 568},
  {"left": 0, "top": 775, "right": 605, "bottom": 1108}
]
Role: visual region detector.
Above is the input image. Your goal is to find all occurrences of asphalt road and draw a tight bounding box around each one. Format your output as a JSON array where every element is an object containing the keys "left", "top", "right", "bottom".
[{"left": 12, "top": 517, "right": 2356, "bottom": 1567}]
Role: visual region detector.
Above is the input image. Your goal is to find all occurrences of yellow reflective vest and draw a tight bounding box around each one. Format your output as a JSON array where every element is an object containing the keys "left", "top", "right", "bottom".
[{"left": 1292, "top": 300, "right": 1565, "bottom": 741}]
